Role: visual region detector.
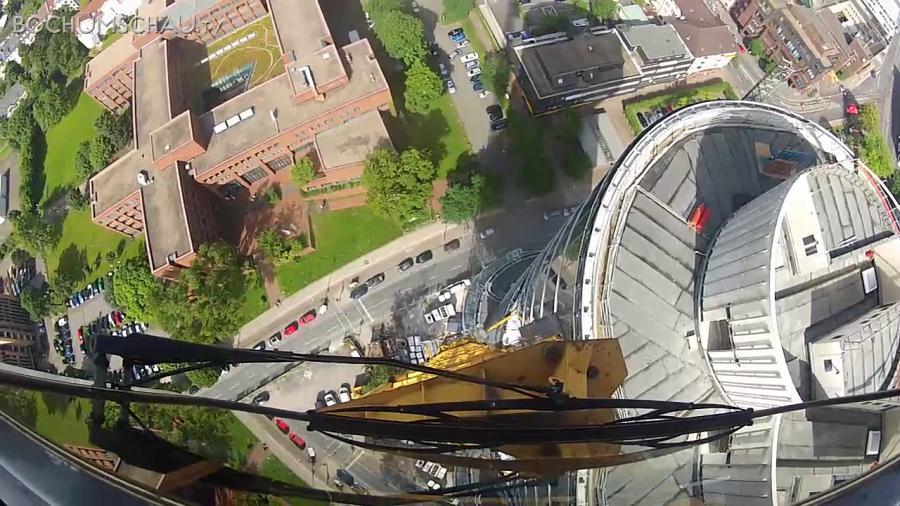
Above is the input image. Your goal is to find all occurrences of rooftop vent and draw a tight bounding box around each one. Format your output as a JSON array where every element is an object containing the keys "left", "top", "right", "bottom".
[{"left": 137, "top": 170, "right": 152, "bottom": 186}]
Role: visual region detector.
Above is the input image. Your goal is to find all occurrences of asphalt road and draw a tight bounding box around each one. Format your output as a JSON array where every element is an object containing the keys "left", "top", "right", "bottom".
[{"left": 200, "top": 234, "right": 477, "bottom": 401}]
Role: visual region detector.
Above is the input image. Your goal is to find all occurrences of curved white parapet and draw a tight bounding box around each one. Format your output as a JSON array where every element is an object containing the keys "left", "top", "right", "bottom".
[{"left": 578, "top": 101, "right": 857, "bottom": 345}]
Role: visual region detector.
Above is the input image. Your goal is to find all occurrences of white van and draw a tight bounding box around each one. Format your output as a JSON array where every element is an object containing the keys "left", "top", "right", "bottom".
[{"left": 348, "top": 30, "right": 360, "bottom": 43}]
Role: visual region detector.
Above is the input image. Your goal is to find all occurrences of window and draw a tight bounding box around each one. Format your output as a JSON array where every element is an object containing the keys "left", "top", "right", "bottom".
[
  {"left": 802, "top": 234, "right": 818, "bottom": 256},
  {"left": 824, "top": 359, "right": 834, "bottom": 372},
  {"left": 240, "top": 166, "right": 268, "bottom": 184},
  {"left": 267, "top": 154, "right": 292, "bottom": 171}
]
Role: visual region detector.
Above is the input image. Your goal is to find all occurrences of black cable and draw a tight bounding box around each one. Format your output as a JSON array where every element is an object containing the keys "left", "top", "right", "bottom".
[{"left": 118, "top": 361, "right": 220, "bottom": 388}]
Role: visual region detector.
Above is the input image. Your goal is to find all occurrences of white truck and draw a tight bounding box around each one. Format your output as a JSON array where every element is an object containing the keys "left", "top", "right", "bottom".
[{"left": 424, "top": 304, "right": 456, "bottom": 324}]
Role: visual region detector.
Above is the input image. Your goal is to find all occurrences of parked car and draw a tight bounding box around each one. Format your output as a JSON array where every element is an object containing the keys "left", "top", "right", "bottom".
[
  {"left": 275, "top": 418, "right": 290, "bottom": 434},
  {"left": 252, "top": 341, "right": 266, "bottom": 351},
  {"left": 268, "top": 332, "right": 282, "bottom": 346},
  {"left": 438, "top": 62, "right": 448, "bottom": 76},
  {"left": 479, "top": 227, "right": 496, "bottom": 238},
  {"left": 486, "top": 104, "right": 502, "bottom": 122},
  {"left": 443, "top": 239, "right": 461, "bottom": 252},
  {"left": 424, "top": 304, "right": 456, "bottom": 324},
  {"left": 349, "top": 284, "right": 369, "bottom": 300},
  {"left": 365, "top": 11, "right": 374, "bottom": 28},
  {"left": 490, "top": 118, "right": 509, "bottom": 131},
  {"left": 289, "top": 432, "right": 307, "bottom": 450},
  {"left": 466, "top": 66, "right": 481, "bottom": 77},
  {"left": 465, "top": 60, "right": 479, "bottom": 70},
  {"left": 543, "top": 209, "right": 563, "bottom": 220},
  {"left": 416, "top": 250, "right": 433, "bottom": 264},
  {"left": 324, "top": 391, "right": 338, "bottom": 406},
  {"left": 338, "top": 383, "right": 352, "bottom": 403},
  {"left": 336, "top": 468, "right": 355, "bottom": 487},
  {"left": 478, "top": 89, "right": 490, "bottom": 99},
  {"left": 448, "top": 28, "right": 464, "bottom": 40},
  {"left": 427, "top": 480, "right": 441, "bottom": 490},
  {"left": 445, "top": 78, "right": 456, "bottom": 94},
  {"left": 411, "top": 0, "right": 420, "bottom": 13},
  {"left": 284, "top": 321, "right": 299, "bottom": 336},
  {"left": 366, "top": 273, "right": 385, "bottom": 288},
  {"left": 460, "top": 52, "right": 479, "bottom": 63},
  {"left": 448, "top": 49, "right": 461, "bottom": 60},
  {"left": 398, "top": 257, "right": 414, "bottom": 271},
  {"left": 315, "top": 390, "right": 327, "bottom": 409},
  {"left": 299, "top": 310, "right": 317, "bottom": 325},
  {"left": 252, "top": 391, "right": 271, "bottom": 405},
  {"left": 456, "top": 39, "right": 470, "bottom": 49}
]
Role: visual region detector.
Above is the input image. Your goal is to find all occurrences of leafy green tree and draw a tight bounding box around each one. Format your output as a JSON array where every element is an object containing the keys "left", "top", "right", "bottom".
[
  {"left": 860, "top": 104, "right": 880, "bottom": 133},
  {"left": 31, "top": 80, "right": 70, "bottom": 131},
  {"left": 68, "top": 187, "right": 89, "bottom": 210},
  {"left": 858, "top": 105, "right": 894, "bottom": 178},
  {"left": 19, "top": 285, "right": 53, "bottom": 320},
  {"left": 363, "top": 148, "right": 437, "bottom": 222},
  {"left": 90, "top": 135, "right": 117, "bottom": 171},
  {"left": 480, "top": 53, "right": 510, "bottom": 97},
  {"left": 592, "top": 0, "right": 619, "bottom": 20},
  {"left": 375, "top": 10, "right": 427, "bottom": 66},
  {"left": 443, "top": 0, "right": 474, "bottom": 22},
  {"left": 75, "top": 141, "right": 94, "bottom": 181},
  {"left": 154, "top": 242, "right": 246, "bottom": 345},
  {"left": 111, "top": 255, "right": 161, "bottom": 323},
  {"left": 21, "top": 15, "right": 87, "bottom": 83},
  {"left": 257, "top": 229, "right": 306, "bottom": 265},
  {"left": 186, "top": 368, "right": 220, "bottom": 388},
  {"left": 367, "top": 0, "right": 405, "bottom": 17},
  {"left": 440, "top": 175, "right": 483, "bottom": 223},
  {"left": 10, "top": 211, "right": 55, "bottom": 254},
  {"left": 4, "top": 61, "right": 25, "bottom": 85},
  {"left": 508, "top": 110, "right": 555, "bottom": 195},
  {"left": 94, "top": 109, "right": 132, "bottom": 149},
  {"left": 748, "top": 38, "right": 766, "bottom": 58},
  {"left": 362, "top": 364, "right": 403, "bottom": 393},
  {"left": 291, "top": 157, "right": 316, "bottom": 189},
  {"left": 3, "top": 99, "right": 37, "bottom": 149},
  {"left": 404, "top": 60, "right": 443, "bottom": 114}
]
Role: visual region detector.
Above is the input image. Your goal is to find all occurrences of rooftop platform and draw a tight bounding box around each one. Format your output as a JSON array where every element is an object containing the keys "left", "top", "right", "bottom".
[
  {"left": 315, "top": 110, "right": 391, "bottom": 169},
  {"left": 141, "top": 165, "right": 191, "bottom": 270},
  {"left": 150, "top": 111, "right": 195, "bottom": 162}
]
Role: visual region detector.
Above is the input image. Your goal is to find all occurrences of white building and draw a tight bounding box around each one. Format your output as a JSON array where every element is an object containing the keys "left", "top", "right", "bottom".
[
  {"left": 75, "top": 0, "right": 143, "bottom": 49},
  {"left": 668, "top": 0, "right": 737, "bottom": 74},
  {"left": 856, "top": 0, "right": 900, "bottom": 37},
  {"left": 649, "top": 0, "right": 682, "bottom": 16}
]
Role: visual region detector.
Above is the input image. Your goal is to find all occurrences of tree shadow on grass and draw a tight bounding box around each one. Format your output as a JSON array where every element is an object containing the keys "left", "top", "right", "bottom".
[
  {"left": 57, "top": 243, "right": 88, "bottom": 285},
  {"left": 383, "top": 107, "right": 451, "bottom": 175}
]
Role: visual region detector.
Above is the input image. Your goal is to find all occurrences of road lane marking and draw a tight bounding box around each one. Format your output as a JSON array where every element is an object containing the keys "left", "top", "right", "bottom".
[
  {"left": 356, "top": 300, "right": 374, "bottom": 323},
  {"left": 326, "top": 325, "right": 338, "bottom": 333},
  {"left": 229, "top": 383, "right": 238, "bottom": 390}
]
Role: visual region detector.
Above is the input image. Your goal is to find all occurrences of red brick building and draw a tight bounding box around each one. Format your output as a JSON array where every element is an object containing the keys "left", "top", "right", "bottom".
[
  {"left": 84, "top": 0, "right": 268, "bottom": 112},
  {"left": 88, "top": 0, "right": 393, "bottom": 279}
]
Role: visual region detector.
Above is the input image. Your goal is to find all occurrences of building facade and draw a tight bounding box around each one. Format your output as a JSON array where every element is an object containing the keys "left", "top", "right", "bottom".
[
  {"left": 87, "top": 0, "right": 393, "bottom": 278},
  {"left": 0, "top": 294, "right": 38, "bottom": 369},
  {"left": 668, "top": 0, "right": 738, "bottom": 74}
]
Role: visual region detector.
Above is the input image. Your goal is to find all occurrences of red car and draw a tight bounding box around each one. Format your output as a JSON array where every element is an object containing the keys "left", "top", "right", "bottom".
[
  {"left": 289, "top": 432, "right": 306, "bottom": 450},
  {"left": 283, "top": 321, "right": 299, "bottom": 336},
  {"left": 737, "top": 43, "right": 746, "bottom": 54},
  {"left": 846, "top": 103, "right": 859, "bottom": 115},
  {"left": 299, "top": 310, "right": 317, "bottom": 326},
  {"left": 275, "top": 418, "right": 290, "bottom": 434}
]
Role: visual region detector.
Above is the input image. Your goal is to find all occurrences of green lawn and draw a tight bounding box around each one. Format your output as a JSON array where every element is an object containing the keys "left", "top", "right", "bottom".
[
  {"left": 34, "top": 394, "right": 91, "bottom": 447},
  {"left": 42, "top": 93, "right": 103, "bottom": 205},
  {"left": 45, "top": 209, "right": 144, "bottom": 284},
  {"left": 259, "top": 455, "right": 327, "bottom": 505},
  {"left": 624, "top": 80, "right": 737, "bottom": 135},
  {"left": 204, "top": 15, "right": 284, "bottom": 87},
  {"left": 387, "top": 94, "right": 470, "bottom": 178},
  {"left": 237, "top": 269, "right": 269, "bottom": 326},
  {"left": 275, "top": 207, "right": 402, "bottom": 295}
]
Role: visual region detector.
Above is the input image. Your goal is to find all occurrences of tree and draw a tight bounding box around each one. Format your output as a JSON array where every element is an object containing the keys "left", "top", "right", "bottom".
[
  {"left": 363, "top": 148, "right": 437, "bottom": 222},
  {"left": 31, "top": 80, "right": 69, "bottom": 131},
  {"left": 94, "top": 109, "right": 132, "bottom": 149},
  {"left": 111, "top": 255, "right": 160, "bottom": 323},
  {"left": 403, "top": 61, "right": 443, "bottom": 114},
  {"left": 154, "top": 242, "right": 247, "bottom": 345},
  {"left": 367, "top": 0, "right": 404, "bottom": 17},
  {"left": 858, "top": 105, "right": 894, "bottom": 178},
  {"left": 19, "top": 285, "right": 53, "bottom": 320},
  {"left": 362, "top": 364, "right": 403, "bottom": 393},
  {"left": 748, "top": 38, "right": 766, "bottom": 58},
  {"left": 75, "top": 141, "right": 94, "bottom": 181},
  {"left": 443, "top": 0, "right": 474, "bottom": 22},
  {"left": 10, "top": 211, "right": 55, "bottom": 254},
  {"left": 440, "top": 175, "right": 483, "bottom": 223},
  {"left": 68, "top": 187, "right": 89, "bottom": 210},
  {"left": 3, "top": 99, "right": 37, "bottom": 149},
  {"left": 5, "top": 61, "right": 25, "bottom": 85},
  {"left": 375, "top": 10, "right": 427, "bottom": 66},
  {"left": 480, "top": 52, "right": 511, "bottom": 97},
  {"left": 591, "top": 0, "right": 619, "bottom": 20},
  {"left": 90, "top": 135, "right": 117, "bottom": 171},
  {"left": 860, "top": 104, "right": 880, "bottom": 133},
  {"left": 291, "top": 157, "right": 316, "bottom": 189},
  {"left": 186, "top": 368, "right": 220, "bottom": 388},
  {"left": 257, "top": 229, "right": 306, "bottom": 265},
  {"left": 21, "top": 17, "right": 87, "bottom": 83}
]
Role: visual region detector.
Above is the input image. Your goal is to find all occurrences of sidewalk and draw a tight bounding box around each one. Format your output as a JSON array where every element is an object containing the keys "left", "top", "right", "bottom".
[{"left": 232, "top": 221, "right": 466, "bottom": 347}]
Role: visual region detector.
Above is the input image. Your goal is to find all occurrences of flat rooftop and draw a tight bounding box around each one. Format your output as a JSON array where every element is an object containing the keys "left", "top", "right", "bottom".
[
  {"left": 617, "top": 23, "right": 689, "bottom": 61},
  {"left": 84, "top": 32, "right": 137, "bottom": 88},
  {"left": 315, "top": 110, "right": 390, "bottom": 169},
  {"left": 90, "top": 150, "right": 143, "bottom": 214},
  {"left": 142, "top": 165, "right": 191, "bottom": 270},
  {"left": 150, "top": 111, "right": 194, "bottom": 163},
  {"left": 269, "top": 0, "right": 345, "bottom": 95},
  {"left": 133, "top": 39, "right": 172, "bottom": 149},
  {"left": 518, "top": 31, "right": 637, "bottom": 99},
  {"left": 190, "top": 39, "right": 388, "bottom": 177}
]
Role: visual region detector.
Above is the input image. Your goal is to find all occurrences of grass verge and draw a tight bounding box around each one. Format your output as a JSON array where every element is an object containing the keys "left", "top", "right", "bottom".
[
  {"left": 623, "top": 80, "right": 737, "bottom": 135},
  {"left": 259, "top": 455, "right": 328, "bottom": 505},
  {"left": 237, "top": 269, "right": 269, "bottom": 326},
  {"left": 275, "top": 207, "right": 402, "bottom": 295}
]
